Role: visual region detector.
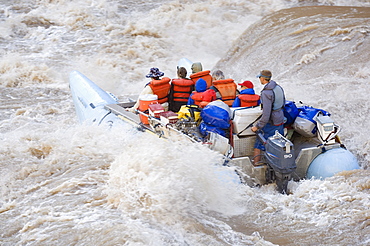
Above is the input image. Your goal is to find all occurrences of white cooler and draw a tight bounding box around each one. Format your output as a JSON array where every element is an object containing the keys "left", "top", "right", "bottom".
[{"left": 231, "top": 107, "right": 262, "bottom": 136}]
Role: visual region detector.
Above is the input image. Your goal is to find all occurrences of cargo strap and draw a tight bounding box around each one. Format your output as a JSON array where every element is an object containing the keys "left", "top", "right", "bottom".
[
  {"left": 236, "top": 114, "right": 262, "bottom": 137},
  {"left": 186, "top": 105, "right": 201, "bottom": 120}
]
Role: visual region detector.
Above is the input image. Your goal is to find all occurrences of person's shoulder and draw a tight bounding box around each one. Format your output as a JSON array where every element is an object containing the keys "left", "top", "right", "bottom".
[
  {"left": 209, "top": 85, "right": 219, "bottom": 91},
  {"left": 207, "top": 88, "right": 216, "bottom": 94},
  {"left": 261, "top": 88, "right": 273, "bottom": 98}
]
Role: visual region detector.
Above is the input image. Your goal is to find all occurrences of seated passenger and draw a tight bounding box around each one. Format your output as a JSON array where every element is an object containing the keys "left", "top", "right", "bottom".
[
  {"left": 211, "top": 72, "right": 237, "bottom": 107},
  {"left": 189, "top": 62, "right": 213, "bottom": 89},
  {"left": 187, "top": 78, "right": 216, "bottom": 108},
  {"left": 232, "top": 80, "right": 260, "bottom": 108},
  {"left": 209, "top": 69, "right": 224, "bottom": 99},
  {"left": 168, "top": 67, "right": 194, "bottom": 112},
  {"left": 128, "top": 67, "right": 171, "bottom": 112}
]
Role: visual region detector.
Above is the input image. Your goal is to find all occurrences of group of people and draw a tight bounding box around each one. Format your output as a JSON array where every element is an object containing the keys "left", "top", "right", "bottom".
[
  {"left": 129, "top": 64, "right": 286, "bottom": 163},
  {"left": 129, "top": 63, "right": 261, "bottom": 113}
]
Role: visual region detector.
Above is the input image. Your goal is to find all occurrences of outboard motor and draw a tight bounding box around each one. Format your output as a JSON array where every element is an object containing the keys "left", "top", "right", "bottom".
[{"left": 258, "top": 131, "right": 296, "bottom": 194}]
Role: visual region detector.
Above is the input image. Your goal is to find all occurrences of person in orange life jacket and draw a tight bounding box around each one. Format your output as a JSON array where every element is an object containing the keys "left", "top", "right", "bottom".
[
  {"left": 209, "top": 69, "right": 224, "bottom": 99},
  {"left": 190, "top": 62, "right": 213, "bottom": 89},
  {"left": 168, "top": 67, "right": 194, "bottom": 112},
  {"left": 209, "top": 69, "right": 240, "bottom": 99},
  {"left": 251, "top": 70, "right": 285, "bottom": 164},
  {"left": 231, "top": 80, "right": 260, "bottom": 107},
  {"left": 209, "top": 69, "right": 238, "bottom": 107},
  {"left": 187, "top": 78, "right": 216, "bottom": 108},
  {"left": 128, "top": 67, "right": 171, "bottom": 112}
]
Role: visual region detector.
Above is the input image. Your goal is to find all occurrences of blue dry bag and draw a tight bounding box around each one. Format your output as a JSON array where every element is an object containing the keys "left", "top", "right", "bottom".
[
  {"left": 200, "top": 103, "right": 230, "bottom": 129},
  {"left": 199, "top": 101, "right": 231, "bottom": 137},
  {"left": 293, "top": 106, "right": 330, "bottom": 137},
  {"left": 283, "top": 101, "right": 299, "bottom": 125}
]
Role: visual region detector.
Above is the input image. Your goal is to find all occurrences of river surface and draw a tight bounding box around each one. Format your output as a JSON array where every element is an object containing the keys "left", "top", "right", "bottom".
[{"left": 1, "top": 0, "right": 369, "bottom": 245}]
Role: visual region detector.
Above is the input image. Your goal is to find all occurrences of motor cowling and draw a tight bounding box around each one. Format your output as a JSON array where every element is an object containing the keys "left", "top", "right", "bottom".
[
  {"left": 260, "top": 131, "right": 296, "bottom": 194},
  {"left": 265, "top": 131, "right": 296, "bottom": 174}
]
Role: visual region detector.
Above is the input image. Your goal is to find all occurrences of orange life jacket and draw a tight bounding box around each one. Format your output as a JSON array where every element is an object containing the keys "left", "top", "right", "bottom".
[
  {"left": 191, "top": 89, "right": 217, "bottom": 108},
  {"left": 148, "top": 77, "right": 171, "bottom": 104},
  {"left": 190, "top": 70, "right": 212, "bottom": 89},
  {"left": 170, "top": 78, "right": 194, "bottom": 103},
  {"left": 212, "top": 79, "right": 237, "bottom": 106},
  {"left": 238, "top": 94, "right": 260, "bottom": 107}
]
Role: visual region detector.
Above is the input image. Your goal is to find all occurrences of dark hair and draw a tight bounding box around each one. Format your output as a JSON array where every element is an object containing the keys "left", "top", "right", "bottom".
[{"left": 177, "top": 67, "right": 187, "bottom": 78}]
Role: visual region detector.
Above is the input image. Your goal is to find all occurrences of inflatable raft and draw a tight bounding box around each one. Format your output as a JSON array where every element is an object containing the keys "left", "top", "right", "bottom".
[{"left": 69, "top": 65, "right": 360, "bottom": 194}]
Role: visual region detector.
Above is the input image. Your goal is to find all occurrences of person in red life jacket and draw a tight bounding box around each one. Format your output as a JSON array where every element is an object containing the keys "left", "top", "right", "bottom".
[
  {"left": 189, "top": 62, "right": 213, "bottom": 89},
  {"left": 168, "top": 67, "right": 194, "bottom": 112},
  {"left": 187, "top": 78, "right": 216, "bottom": 108},
  {"left": 128, "top": 67, "right": 171, "bottom": 112},
  {"left": 231, "top": 80, "right": 260, "bottom": 107}
]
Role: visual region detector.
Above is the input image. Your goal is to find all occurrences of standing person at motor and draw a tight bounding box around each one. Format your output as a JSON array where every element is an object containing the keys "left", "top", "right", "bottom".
[
  {"left": 168, "top": 67, "right": 194, "bottom": 112},
  {"left": 187, "top": 78, "right": 216, "bottom": 108},
  {"left": 128, "top": 67, "right": 171, "bottom": 112},
  {"left": 232, "top": 80, "right": 260, "bottom": 108},
  {"left": 251, "top": 70, "right": 285, "bottom": 163}
]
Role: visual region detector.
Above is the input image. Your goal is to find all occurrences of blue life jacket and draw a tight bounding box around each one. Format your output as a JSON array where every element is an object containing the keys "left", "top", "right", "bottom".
[{"left": 272, "top": 84, "right": 285, "bottom": 110}]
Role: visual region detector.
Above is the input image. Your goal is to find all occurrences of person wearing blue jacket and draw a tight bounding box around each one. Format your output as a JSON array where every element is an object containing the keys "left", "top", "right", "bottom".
[
  {"left": 187, "top": 78, "right": 216, "bottom": 107},
  {"left": 232, "top": 80, "right": 260, "bottom": 107}
]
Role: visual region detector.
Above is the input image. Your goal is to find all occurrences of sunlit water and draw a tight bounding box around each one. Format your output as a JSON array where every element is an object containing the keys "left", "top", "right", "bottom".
[{"left": 1, "top": 0, "right": 369, "bottom": 245}]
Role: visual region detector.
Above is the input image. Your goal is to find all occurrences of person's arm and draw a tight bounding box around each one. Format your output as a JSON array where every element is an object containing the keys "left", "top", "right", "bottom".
[
  {"left": 209, "top": 89, "right": 217, "bottom": 102},
  {"left": 168, "top": 83, "right": 174, "bottom": 102},
  {"left": 128, "top": 85, "right": 153, "bottom": 112},
  {"left": 209, "top": 85, "right": 222, "bottom": 100},
  {"left": 187, "top": 93, "right": 194, "bottom": 105},
  {"left": 255, "top": 91, "right": 273, "bottom": 129},
  {"left": 232, "top": 97, "right": 240, "bottom": 107}
]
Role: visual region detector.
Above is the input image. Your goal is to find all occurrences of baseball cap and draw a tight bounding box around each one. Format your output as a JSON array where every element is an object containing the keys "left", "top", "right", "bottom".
[
  {"left": 238, "top": 80, "right": 254, "bottom": 88},
  {"left": 256, "top": 70, "right": 272, "bottom": 79}
]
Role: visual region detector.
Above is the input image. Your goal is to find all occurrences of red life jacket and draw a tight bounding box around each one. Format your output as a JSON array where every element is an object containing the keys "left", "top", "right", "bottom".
[
  {"left": 191, "top": 89, "right": 216, "bottom": 108},
  {"left": 238, "top": 94, "right": 260, "bottom": 107},
  {"left": 170, "top": 78, "right": 194, "bottom": 103},
  {"left": 190, "top": 70, "right": 212, "bottom": 89},
  {"left": 148, "top": 77, "right": 171, "bottom": 104},
  {"left": 212, "top": 79, "right": 237, "bottom": 106}
]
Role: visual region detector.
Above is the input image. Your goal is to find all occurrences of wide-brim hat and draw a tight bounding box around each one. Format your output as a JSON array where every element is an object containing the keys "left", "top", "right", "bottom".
[{"left": 146, "top": 67, "right": 164, "bottom": 78}]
